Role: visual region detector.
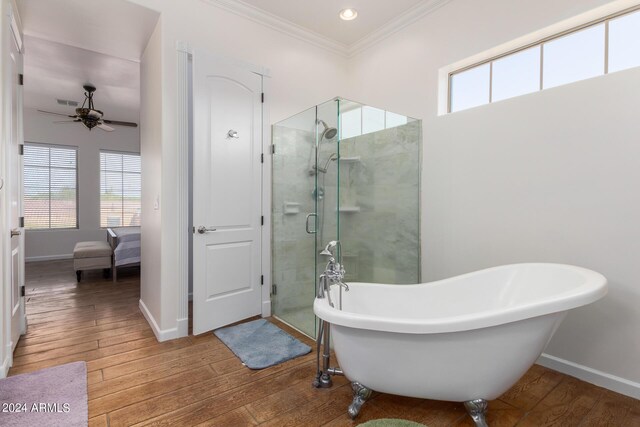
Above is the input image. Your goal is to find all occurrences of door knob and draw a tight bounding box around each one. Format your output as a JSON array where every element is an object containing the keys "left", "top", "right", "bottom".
[
  {"left": 197, "top": 226, "right": 217, "bottom": 234},
  {"left": 227, "top": 130, "right": 239, "bottom": 139}
]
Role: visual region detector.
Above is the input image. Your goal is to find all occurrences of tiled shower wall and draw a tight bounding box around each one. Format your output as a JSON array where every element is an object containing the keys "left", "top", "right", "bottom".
[
  {"left": 339, "top": 120, "right": 421, "bottom": 284},
  {"left": 271, "top": 118, "right": 421, "bottom": 337}
]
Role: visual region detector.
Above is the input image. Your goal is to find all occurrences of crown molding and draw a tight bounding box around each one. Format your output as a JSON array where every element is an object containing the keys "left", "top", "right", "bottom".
[
  {"left": 201, "top": 0, "right": 349, "bottom": 57},
  {"left": 348, "top": 0, "right": 452, "bottom": 56},
  {"left": 201, "top": 0, "right": 452, "bottom": 58}
]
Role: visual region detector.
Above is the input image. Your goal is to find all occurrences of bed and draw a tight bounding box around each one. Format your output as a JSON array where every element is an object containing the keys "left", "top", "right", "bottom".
[{"left": 107, "top": 227, "right": 141, "bottom": 282}]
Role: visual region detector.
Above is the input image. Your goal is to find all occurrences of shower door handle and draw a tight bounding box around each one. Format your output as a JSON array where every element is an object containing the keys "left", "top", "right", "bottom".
[{"left": 305, "top": 213, "right": 317, "bottom": 234}]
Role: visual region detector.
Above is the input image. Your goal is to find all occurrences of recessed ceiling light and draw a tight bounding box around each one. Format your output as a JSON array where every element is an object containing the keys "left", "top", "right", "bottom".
[{"left": 339, "top": 8, "right": 358, "bottom": 21}]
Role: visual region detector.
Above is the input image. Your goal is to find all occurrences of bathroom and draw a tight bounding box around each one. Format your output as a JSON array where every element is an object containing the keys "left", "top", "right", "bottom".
[
  {"left": 2, "top": 0, "right": 639, "bottom": 426},
  {"left": 267, "top": 0, "right": 640, "bottom": 423}
]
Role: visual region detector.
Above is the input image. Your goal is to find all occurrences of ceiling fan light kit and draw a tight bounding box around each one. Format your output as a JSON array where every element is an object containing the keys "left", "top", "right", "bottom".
[{"left": 38, "top": 83, "right": 137, "bottom": 132}]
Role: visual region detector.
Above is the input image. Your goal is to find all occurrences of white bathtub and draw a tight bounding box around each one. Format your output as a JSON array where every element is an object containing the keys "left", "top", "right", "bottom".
[{"left": 313, "top": 263, "right": 607, "bottom": 422}]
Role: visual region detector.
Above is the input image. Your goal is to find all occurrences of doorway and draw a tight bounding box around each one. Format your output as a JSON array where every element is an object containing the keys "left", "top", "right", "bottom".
[{"left": 4, "top": 0, "right": 160, "bottom": 373}]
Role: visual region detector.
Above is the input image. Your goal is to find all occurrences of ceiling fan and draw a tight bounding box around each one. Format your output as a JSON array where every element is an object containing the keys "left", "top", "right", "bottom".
[{"left": 38, "top": 84, "right": 138, "bottom": 132}]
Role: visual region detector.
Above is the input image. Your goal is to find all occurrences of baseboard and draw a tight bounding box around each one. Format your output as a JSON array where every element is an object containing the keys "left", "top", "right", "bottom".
[
  {"left": 138, "top": 299, "right": 181, "bottom": 342},
  {"left": 261, "top": 299, "right": 271, "bottom": 317},
  {"left": 0, "top": 351, "right": 10, "bottom": 378},
  {"left": 25, "top": 254, "right": 73, "bottom": 262},
  {"left": 176, "top": 317, "right": 189, "bottom": 337},
  {"left": 537, "top": 353, "right": 640, "bottom": 399}
]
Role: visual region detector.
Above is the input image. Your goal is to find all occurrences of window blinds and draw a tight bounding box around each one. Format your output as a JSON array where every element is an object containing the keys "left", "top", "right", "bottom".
[
  {"left": 23, "top": 144, "right": 78, "bottom": 229},
  {"left": 100, "top": 151, "right": 141, "bottom": 228}
]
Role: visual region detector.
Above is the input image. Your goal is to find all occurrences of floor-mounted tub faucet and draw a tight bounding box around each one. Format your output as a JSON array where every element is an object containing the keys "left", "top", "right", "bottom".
[{"left": 313, "top": 241, "right": 348, "bottom": 389}]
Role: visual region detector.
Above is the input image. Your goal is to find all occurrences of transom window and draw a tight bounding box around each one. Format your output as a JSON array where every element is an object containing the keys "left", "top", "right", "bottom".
[
  {"left": 100, "top": 151, "right": 141, "bottom": 228},
  {"left": 449, "top": 7, "right": 640, "bottom": 113},
  {"left": 23, "top": 143, "right": 78, "bottom": 230}
]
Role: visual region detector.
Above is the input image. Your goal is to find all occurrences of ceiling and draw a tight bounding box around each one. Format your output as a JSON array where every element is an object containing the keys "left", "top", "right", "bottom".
[
  {"left": 233, "top": 0, "right": 428, "bottom": 46},
  {"left": 17, "top": 0, "right": 159, "bottom": 121},
  {"left": 17, "top": 0, "right": 160, "bottom": 62},
  {"left": 23, "top": 36, "right": 141, "bottom": 121}
]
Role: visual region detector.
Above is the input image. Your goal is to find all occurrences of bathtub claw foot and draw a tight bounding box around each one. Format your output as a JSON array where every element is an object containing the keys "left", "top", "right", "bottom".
[
  {"left": 347, "top": 382, "right": 372, "bottom": 419},
  {"left": 464, "top": 399, "right": 489, "bottom": 427}
]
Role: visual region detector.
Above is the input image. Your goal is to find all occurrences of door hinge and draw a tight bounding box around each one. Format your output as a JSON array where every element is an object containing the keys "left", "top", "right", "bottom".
[
  {"left": 261, "top": 92, "right": 264, "bottom": 103},
  {"left": 272, "top": 284, "right": 277, "bottom": 295},
  {"left": 261, "top": 216, "right": 264, "bottom": 226},
  {"left": 18, "top": 74, "right": 24, "bottom": 86},
  {"left": 260, "top": 153, "right": 264, "bottom": 163},
  {"left": 270, "top": 144, "right": 276, "bottom": 154},
  {"left": 261, "top": 275, "right": 264, "bottom": 286},
  {"left": 20, "top": 286, "right": 25, "bottom": 297},
  {"left": 192, "top": 226, "right": 195, "bottom": 234},
  {"left": 19, "top": 217, "right": 24, "bottom": 228},
  {"left": 19, "top": 144, "right": 24, "bottom": 155}
]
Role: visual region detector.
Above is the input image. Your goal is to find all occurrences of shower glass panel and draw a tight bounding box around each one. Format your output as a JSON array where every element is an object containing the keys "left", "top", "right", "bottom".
[
  {"left": 272, "top": 98, "right": 420, "bottom": 338},
  {"left": 271, "top": 100, "right": 340, "bottom": 337}
]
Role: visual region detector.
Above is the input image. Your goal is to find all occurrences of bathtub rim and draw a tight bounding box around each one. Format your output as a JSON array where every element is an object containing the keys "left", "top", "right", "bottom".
[{"left": 314, "top": 263, "right": 607, "bottom": 334}]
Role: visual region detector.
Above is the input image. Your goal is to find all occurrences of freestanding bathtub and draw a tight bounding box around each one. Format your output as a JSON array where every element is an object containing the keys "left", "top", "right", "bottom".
[{"left": 313, "top": 263, "right": 607, "bottom": 426}]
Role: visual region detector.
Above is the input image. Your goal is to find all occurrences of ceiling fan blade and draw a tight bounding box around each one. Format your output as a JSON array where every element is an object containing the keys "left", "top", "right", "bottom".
[
  {"left": 102, "top": 119, "right": 138, "bottom": 128},
  {"left": 53, "top": 120, "right": 81, "bottom": 124},
  {"left": 38, "top": 110, "right": 77, "bottom": 118},
  {"left": 97, "top": 124, "right": 114, "bottom": 132}
]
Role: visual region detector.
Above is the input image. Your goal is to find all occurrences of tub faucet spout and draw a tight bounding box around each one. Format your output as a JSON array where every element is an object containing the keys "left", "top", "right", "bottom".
[{"left": 318, "top": 240, "right": 348, "bottom": 302}]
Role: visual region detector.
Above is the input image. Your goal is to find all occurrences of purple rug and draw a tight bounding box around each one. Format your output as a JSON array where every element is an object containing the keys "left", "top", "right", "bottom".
[{"left": 0, "top": 362, "right": 88, "bottom": 427}]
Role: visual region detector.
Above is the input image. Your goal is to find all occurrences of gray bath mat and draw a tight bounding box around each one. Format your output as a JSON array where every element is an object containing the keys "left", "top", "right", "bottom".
[
  {"left": 0, "top": 362, "right": 88, "bottom": 427},
  {"left": 359, "top": 420, "right": 427, "bottom": 427},
  {"left": 214, "top": 319, "right": 311, "bottom": 369}
]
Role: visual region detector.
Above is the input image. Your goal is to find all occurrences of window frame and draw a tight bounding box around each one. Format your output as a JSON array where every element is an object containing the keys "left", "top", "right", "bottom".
[
  {"left": 447, "top": 4, "right": 640, "bottom": 113},
  {"left": 23, "top": 141, "right": 79, "bottom": 231},
  {"left": 99, "top": 149, "right": 141, "bottom": 229}
]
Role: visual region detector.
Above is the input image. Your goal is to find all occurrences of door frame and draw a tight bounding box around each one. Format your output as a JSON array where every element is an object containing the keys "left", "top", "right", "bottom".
[
  {"left": 176, "top": 42, "right": 272, "bottom": 337},
  {"left": 1, "top": 0, "right": 25, "bottom": 377}
]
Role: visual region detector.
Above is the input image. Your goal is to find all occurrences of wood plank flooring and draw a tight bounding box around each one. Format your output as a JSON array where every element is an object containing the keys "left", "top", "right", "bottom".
[{"left": 8, "top": 259, "right": 640, "bottom": 426}]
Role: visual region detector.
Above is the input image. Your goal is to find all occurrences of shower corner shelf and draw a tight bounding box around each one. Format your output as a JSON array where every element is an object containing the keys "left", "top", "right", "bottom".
[
  {"left": 338, "top": 206, "right": 361, "bottom": 213},
  {"left": 283, "top": 201, "right": 301, "bottom": 215},
  {"left": 340, "top": 156, "right": 361, "bottom": 164}
]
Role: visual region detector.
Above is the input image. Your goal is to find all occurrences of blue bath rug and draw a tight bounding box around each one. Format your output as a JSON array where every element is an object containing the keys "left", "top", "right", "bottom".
[{"left": 213, "top": 319, "right": 312, "bottom": 369}]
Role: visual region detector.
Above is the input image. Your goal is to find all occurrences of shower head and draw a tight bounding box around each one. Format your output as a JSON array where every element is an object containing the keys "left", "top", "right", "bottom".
[
  {"left": 317, "top": 120, "right": 338, "bottom": 140},
  {"left": 320, "top": 241, "right": 339, "bottom": 257},
  {"left": 309, "top": 153, "right": 338, "bottom": 175}
]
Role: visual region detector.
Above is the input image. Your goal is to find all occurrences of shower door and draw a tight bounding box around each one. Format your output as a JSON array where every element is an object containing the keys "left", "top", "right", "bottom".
[{"left": 271, "top": 100, "right": 340, "bottom": 338}]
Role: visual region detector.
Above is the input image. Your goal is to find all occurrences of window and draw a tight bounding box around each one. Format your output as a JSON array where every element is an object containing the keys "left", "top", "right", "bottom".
[
  {"left": 608, "top": 11, "right": 640, "bottom": 73},
  {"left": 341, "top": 106, "right": 413, "bottom": 139},
  {"left": 362, "top": 106, "right": 385, "bottom": 134},
  {"left": 448, "top": 7, "right": 640, "bottom": 113},
  {"left": 543, "top": 24, "right": 605, "bottom": 89},
  {"left": 450, "top": 63, "right": 491, "bottom": 112},
  {"left": 492, "top": 46, "right": 541, "bottom": 102},
  {"left": 100, "top": 151, "right": 141, "bottom": 228},
  {"left": 23, "top": 143, "right": 78, "bottom": 230}
]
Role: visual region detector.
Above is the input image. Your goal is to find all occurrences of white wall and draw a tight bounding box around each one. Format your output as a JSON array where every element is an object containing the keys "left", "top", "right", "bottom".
[
  {"left": 139, "top": 19, "right": 162, "bottom": 335},
  {"left": 23, "top": 107, "right": 140, "bottom": 260},
  {"left": 127, "top": 0, "right": 349, "bottom": 336},
  {"left": 346, "top": 0, "right": 640, "bottom": 391}
]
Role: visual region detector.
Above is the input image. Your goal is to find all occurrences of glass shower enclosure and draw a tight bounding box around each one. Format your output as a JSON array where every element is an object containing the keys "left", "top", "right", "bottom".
[{"left": 272, "top": 97, "right": 421, "bottom": 338}]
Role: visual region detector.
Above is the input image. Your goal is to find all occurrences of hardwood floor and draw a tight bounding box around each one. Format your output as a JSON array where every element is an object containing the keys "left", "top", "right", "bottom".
[{"left": 9, "top": 260, "right": 640, "bottom": 426}]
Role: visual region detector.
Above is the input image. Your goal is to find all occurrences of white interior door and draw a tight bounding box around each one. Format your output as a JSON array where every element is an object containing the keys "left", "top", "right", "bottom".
[
  {"left": 192, "top": 51, "right": 263, "bottom": 335},
  {"left": 9, "top": 22, "right": 26, "bottom": 350}
]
